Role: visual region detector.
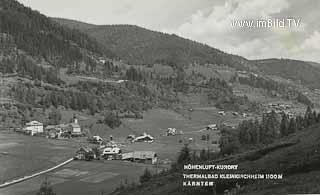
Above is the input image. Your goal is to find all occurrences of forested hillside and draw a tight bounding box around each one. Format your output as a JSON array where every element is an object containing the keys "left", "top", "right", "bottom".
[
  {"left": 0, "top": 0, "right": 115, "bottom": 68},
  {"left": 54, "top": 18, "right": 320, "bottom": 92},
  {"left": 253, "top": 58, "right": 320, "bottom": 89},
  {"left": 53, "top": 18, "right": 254, "bottom": 70}
]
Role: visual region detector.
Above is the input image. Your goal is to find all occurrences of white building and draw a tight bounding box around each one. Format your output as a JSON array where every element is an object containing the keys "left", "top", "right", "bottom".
[
  {"left": 101, "top": 146, "right": 121, "bottom": 156},
  {"left": 70, "top": 117, "right": 81, "bottom": 135},
  {"left": 25, "top": 121, "right": 43, "bottom": 135}
]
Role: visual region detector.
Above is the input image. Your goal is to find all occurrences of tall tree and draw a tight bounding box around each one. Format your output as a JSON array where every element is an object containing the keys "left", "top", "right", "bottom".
[
  {"left": 177, "top": 144, "right": 191, "bottom": 165},
  {"left": 304, "top": 106, "right": 315, "bottom": 126},
  {"left": 280, "top": 113, "right": 289, "bottom": 136},
  {"left": 288, "top": 118, "right": 297, "bottom": 134}
]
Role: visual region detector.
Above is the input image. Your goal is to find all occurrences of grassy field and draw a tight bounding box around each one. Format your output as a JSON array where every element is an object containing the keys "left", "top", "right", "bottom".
[
  {"left": 0, "top": 132, "right": 81, "bottom": 183},
  {"left": 0, "top": 160, "right": 168, "bottom": 195}
]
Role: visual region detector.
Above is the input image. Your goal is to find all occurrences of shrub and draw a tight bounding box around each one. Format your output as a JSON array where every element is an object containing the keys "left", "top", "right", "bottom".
[
  {"left": 37, "top": 178, "right": 56, "bottom": 195},
  {"left": 103, "top": 112, "right": 122, "bottom": 128},
  {"left": 140, "top": 168, "right": 152, "bottom": 183}
]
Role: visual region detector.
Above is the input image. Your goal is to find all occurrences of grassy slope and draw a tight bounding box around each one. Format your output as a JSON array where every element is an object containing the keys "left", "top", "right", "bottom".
[{"left": 115, "top": 124, "right": 320, "bottom": 195}]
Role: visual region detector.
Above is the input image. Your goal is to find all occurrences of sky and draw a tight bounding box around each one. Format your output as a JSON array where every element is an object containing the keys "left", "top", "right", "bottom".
[{"left": 18, "top": 0, "right": 320, "bottom": 63}]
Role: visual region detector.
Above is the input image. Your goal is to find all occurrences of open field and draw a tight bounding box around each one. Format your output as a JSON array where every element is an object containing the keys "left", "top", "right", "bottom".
[
  {"left": 0, "top": 160, "right": 168, "bottom": 195},
  {"left": 0, "top": 131, "right": 81, "bottom": 183}
]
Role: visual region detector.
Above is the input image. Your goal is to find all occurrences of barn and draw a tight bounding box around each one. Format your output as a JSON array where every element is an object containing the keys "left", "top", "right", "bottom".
[{"left": 122, "top": 151, "right": 158, "bottom": 164}]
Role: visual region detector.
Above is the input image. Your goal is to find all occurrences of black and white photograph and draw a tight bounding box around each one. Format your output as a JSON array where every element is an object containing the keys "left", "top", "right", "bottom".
[{"left": 0, "top": 0, "right": 320, "bottom": 194}]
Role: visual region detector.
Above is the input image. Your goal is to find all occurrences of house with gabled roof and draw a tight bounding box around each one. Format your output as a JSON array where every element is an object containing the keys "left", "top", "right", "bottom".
[{"left": 24, "top": 121, "right": 43, "bottom": 136}]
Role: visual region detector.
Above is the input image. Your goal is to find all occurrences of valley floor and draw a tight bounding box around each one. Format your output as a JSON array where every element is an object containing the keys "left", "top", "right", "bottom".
[{"left": 0, "top": 108, "right": 224, "bottom": 195}]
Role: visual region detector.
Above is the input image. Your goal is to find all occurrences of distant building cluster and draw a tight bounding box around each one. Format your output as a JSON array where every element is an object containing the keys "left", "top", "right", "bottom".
[
  {"left": 21, "top": 117, "right": 82, "bottom": 138},
  {"left": 266, "top": 103, "right": 294, "bottom": 118}
]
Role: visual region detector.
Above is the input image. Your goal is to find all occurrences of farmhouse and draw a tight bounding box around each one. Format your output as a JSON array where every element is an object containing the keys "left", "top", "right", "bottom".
[
  {"left": 218, "top": 111, "right": 226, "bottom": 116},
  {"left": 166, "top": 128, "right": 177, "bottom": 136},
  {"left": 45, "top": 124, "right": 71, "bottom": 139},
  {"left": 133, "top": 133, "right": 154, "bottom": 143},
  {"left": 45, "top": 126, "right": 62, "bottom": 139},
  {"left": 101, "top": 145, "right": 122, "bottom": 160},
  {"left": 232, "top": 112, "right": 239, "bottom": 116},
  {"left": 74, "top": 146, "right": 96, "bottom": 161},
  {"left": 242, "top": 113, "right": 248, "bottom": 118},
  {"left": 127, "top": 134, "right": 136, "bottom": 142},
  {"left": 24, "top": 121, "right": 43, "bottom": 135},
  {"left": 92, "top": 135, "right": 104, "bottom": 143},
  {"left": 206, "top": 124, "right": 218, "bottom": 131},
  {"left": 122, "top": 151, "right": 158, "bottom": 164}
]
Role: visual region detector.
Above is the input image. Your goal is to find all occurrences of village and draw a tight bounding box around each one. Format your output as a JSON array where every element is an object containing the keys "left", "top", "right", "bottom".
[
  {"left": 14, "top": 113, "right": 222, "bottom": 167},
  {"left": 14, "top": 115, "right": 159, "bottom": 165}
]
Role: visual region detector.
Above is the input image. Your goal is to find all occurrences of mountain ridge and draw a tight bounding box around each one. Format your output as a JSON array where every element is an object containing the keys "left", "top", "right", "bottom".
[
  {"left": 53, "top": 18, "right": 320, "bottom": 90},
  {"left": 52, "top": 17, "right": 256, "bottom": 71},
  {"left": 252, "top": 58, "right": 320, "bottom": 88}
]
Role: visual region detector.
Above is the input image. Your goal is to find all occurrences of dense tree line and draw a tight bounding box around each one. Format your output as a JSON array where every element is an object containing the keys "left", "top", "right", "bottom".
[
  {"left": 1, "top": 54, "right": 62, "bottom": 85},
  {"left": 205, "top": 78, "right": 259, "bottom": 112},
  {"left": 122, "top": 67, "right": 259, "bottom": 113},
  {"left": 155, "top": 69, "right": 189, "bottom": 92},
  {"left": 11, "top": 83, "right": 103, "bottom": 113},
  {"left": 48, "top": 108, "right": 62, "bottom": 125},
  {"left": 220, "top": 106, "right": 320, "bottom": 154},
  {"left": 40, "top": 90, "right": 103, "bottom": 114},
  {"left": 100, "top": 112, "right": 122, "bottom": 129},
  {"left": 73, "top": 81, "right": 155, "bottom": 106},
  {"left": 125, "top": 67, "right": 144, "bottom": 82},
  {"left": 0, "top": 35, "right": 63, "bottom": 85},
  {"left": 11, "top": 80, "right": 157, "bottom": 115},
  {"left": 17, "top": 55, "right": 63, "bottom": 85},
  {"left": 102, "top": 61, "right": 120, "bottom": 75},
  {"left": 11, "top": 83, "right": 37, "bottom": 105}
]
